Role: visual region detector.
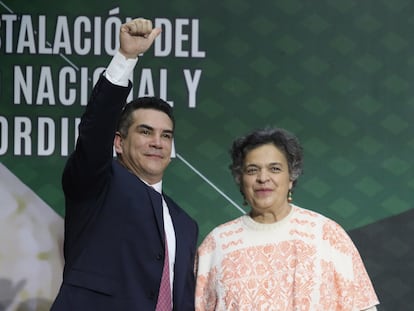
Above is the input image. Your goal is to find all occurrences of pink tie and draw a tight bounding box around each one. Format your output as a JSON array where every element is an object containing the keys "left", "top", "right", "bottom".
[{"left": 156, "top": 234, "right": 171, "bottom": 310}]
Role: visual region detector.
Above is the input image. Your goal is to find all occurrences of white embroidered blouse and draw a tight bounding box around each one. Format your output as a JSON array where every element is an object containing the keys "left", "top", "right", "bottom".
[{"left": 195, "top": 205, "right": 379, "bottom": 311}]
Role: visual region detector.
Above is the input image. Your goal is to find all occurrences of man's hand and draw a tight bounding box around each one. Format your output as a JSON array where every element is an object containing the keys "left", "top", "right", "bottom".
[{"left": 119, "top": 18, "right": 161, "bottom": 59}]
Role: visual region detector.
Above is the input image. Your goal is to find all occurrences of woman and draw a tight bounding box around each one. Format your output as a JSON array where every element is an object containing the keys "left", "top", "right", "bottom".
[{"left": 195, "top": 127, "right": 379, "bottom": 311}]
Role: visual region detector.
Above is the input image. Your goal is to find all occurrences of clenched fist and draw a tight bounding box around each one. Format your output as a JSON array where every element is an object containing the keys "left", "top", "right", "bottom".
[{"left": 119, "top": 18, "right": 161, "bottom": 59}]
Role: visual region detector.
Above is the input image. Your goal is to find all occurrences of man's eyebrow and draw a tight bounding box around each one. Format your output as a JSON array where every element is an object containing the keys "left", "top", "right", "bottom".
[
  {"left": 137, "top": 124, "right": 173, "bottom": 134},
  {"left": 245, "top": 163, "right": 260, "bottom": 167},
  {"left": 162, "top": 129, "right": 174, "bottom": 134},
  {"left": 137, "top": 124, "right": 153, "bottom": 130}
]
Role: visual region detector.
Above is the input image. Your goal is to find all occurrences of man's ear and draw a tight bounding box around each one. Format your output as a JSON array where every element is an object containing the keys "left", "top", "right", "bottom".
[{"left": 114, "top": 132, "right": 123, "bottom": 154}]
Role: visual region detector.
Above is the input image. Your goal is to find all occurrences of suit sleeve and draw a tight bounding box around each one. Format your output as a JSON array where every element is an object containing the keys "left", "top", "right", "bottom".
[{"left": 62, "top": 75, "right": 132, "bottom": 200}]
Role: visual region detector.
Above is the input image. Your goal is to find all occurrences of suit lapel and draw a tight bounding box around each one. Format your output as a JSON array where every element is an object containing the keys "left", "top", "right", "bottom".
[{"left": 146, "top": 186, "right": 165, "bottom": 242}]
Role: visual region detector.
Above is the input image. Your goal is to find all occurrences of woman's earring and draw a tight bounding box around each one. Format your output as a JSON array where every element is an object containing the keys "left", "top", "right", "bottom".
[{"left": 288, "top": 190, "right": 293, "bottom": 203}]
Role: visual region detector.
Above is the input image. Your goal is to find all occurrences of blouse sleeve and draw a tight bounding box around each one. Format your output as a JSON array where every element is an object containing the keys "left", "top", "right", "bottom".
[{"left": 195, "top": 233, "right": 219, "bottom": 311}]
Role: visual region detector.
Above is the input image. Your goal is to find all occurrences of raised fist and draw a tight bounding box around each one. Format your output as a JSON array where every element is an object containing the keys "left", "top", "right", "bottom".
[{"left": 119, "top": 18, "right": 161, "bottom": 59}]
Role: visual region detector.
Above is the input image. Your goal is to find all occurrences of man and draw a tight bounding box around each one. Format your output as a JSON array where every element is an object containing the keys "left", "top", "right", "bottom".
[{"left": 51, "top": 18, "right": 199, "bottom": 311}]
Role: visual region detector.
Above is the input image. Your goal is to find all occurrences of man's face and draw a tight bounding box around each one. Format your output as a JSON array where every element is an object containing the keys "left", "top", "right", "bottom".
[{"left": 114, "top": 108, "right": 173, "bottom": 184}]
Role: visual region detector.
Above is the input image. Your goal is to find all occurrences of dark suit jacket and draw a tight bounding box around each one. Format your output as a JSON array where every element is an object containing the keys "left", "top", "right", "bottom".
[{"left": 51, "top": 75, "right": 199, "bottom": 310}]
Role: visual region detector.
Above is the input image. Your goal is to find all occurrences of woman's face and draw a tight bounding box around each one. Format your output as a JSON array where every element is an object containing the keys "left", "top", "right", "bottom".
[{"left": 241, "top": 143, "right": 292, "bottom": 215}]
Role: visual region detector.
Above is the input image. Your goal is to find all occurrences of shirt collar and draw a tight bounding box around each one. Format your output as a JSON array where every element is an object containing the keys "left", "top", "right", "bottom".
[
  {"left": 151, "top": 180, "right": 163, "bottom": 194},
  {"left": 141, "top": 178, "right": 163, "bottom": 194}
]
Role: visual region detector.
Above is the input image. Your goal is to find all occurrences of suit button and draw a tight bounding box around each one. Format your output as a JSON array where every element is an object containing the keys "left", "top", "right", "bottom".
[
  {"left": 156, "top": 253, "right": 163, "bottom": 260},
  {"left": 149, "top": 291, "right": 155, "bottom": 300}
]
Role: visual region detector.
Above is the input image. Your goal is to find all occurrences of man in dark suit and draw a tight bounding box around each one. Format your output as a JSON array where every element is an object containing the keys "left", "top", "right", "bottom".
[{"left": 50, "top": 18, "right": 199, "bottom": 311}]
